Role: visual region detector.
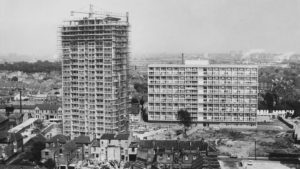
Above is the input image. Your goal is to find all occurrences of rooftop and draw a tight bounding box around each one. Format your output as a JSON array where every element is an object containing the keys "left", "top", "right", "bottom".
[
  {"left": 100, "top": 133, "right": 115, "bottom": 140},
  {"left": 47, "top": 134, "right": 69, "bottom": 144},
  {"left": 91, "top": 139, "right": 100, "bottom": 147},
  {"left": 8, "top": 118, "right": 38, "bottom": 133},
  {"left": 149, "top": 64, "right": 258, "bottom": 68},
  {"left": 115, "top": 133, "right": 130, "bottom": 140},
  {"left": 35, "top": 104, "right": 61, "bottom": 111},
  {"left": 74, "top": 135, "right": 90, "bottom": 144},
  {"left": 100, "top": 133, "right": 130, "bottom": 140}
]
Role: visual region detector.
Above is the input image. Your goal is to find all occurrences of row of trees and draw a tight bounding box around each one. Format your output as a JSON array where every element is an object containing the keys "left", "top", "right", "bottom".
[
  {"left": 0, "top": 61, "right": 61, "bottom": 73},
  {"left": 259, "top": 77, "right": 300, "bottom": 117}
]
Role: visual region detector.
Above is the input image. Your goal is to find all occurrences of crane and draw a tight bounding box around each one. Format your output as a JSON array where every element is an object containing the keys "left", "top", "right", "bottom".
[
  {"left": 70, "top": 4, "right": 111, "bottom": 18},
  {"left": 71, "top": 4, "right": 95, "bottom": 18},
  {"left": 70, "top": 4, "right": 128, "bottom": 22}
]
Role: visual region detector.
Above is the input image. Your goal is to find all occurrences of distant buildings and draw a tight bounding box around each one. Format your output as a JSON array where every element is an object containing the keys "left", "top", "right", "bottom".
[
  {"left": 148, "top": 61, "right": 258, "bottom": 127},
  {"left": 34, "top": 104, "right": 62, "bottom": 121},
  {"left": 257, "top": 110, "right": 294, "bottom": 123},
  {"left": 61, "top": 10, "right": 130, "bottom": 138},
  {"left": 0, "top": 104, "right": 62, "bottom": 123}
]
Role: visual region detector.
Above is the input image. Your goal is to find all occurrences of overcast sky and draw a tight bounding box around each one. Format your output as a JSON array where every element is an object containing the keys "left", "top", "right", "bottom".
[{"left": 1, "top": 0, "right": 300, "bottom": 60}]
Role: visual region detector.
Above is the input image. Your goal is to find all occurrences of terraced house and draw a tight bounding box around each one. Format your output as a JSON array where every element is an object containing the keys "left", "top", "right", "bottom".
[
  {"left": 132, "top": 140, "right": 220, "bottom": 169},
  {"left": 34, "top": 104, "right": 62, "bottom": 121}
]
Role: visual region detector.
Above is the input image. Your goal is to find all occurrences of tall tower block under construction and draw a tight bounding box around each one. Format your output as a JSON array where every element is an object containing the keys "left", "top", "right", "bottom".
[{"left": 60, "top": 9, "right": 130, "bottom": 138}]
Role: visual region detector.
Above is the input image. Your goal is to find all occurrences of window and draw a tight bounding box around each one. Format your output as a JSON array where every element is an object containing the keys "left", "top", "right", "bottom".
[
  {"left": 45, "top": 152, "right": 49, "bottom": 156},
  {"left": 167, "top": 154, "right": 171, "bottom": 160}
]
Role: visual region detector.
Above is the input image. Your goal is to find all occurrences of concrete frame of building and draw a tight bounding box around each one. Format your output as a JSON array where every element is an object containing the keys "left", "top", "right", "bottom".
[
  {"left": 61, "top": 11, "right": 130, "bottom": 138},
  {"left": 147, "top": 63, "right": 258, "bottom": 127}
]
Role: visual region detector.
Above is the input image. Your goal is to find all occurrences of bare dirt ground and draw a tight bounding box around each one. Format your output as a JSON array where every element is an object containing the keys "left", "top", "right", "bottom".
[{"left": 188, "top": 120, "right": 300, "bottom": 157}]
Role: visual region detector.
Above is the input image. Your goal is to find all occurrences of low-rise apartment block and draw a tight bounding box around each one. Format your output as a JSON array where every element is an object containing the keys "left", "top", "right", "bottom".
[{"left": 148, "top": 61, "right": 258, "bottom": 127}]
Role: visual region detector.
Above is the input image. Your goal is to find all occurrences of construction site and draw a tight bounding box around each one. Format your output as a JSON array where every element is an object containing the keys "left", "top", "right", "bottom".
[{"left": 60, "top": 6, "right": 130, "bottom": 138}]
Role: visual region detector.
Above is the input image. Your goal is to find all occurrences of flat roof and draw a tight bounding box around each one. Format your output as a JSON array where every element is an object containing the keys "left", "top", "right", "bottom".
[
  {"left": 8, "top": 118, "right": 38, "bottom": 133},
  {"left": 148, "top": 64, "right": 258, "bottom": 68}
]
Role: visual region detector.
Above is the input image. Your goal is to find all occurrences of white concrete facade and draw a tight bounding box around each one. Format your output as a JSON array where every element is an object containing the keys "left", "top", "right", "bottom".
[{"left": 148, "top": 63, "right": 258, "bottom": 127}]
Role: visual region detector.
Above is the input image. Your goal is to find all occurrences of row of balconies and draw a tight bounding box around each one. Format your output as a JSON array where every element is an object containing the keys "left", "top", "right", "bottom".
[
  {"left": 148, "top": 80, "right": 257, "bottom": 85},
  {"left": 148, "top": 107, "right": 257, "bottom": 112},
  {"left": 148, "top": 88, "right": 257, "bottom": 92},
  {"left": 148, "top": 100, "right": 257, "bottom": 104},
  {"left": 148, "top": 116, "right": 256, "bottom": 122},
  {"left": 148, "top": 72, "right": 258, "bottom": 76},
  {"left": 148, "top": 86, "right": 257, "bottom": 89},
  {"left": 148, "top": 90, "right": 257, "bottom": 95},
  {"left": 148, "top": 78, "right": 257, "bottom": 82}
]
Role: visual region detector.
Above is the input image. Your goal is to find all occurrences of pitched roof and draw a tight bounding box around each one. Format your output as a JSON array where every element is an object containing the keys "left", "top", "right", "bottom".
[
  {"left": 35, "top": 104, "right": 61, "bottom": 110},
  {"left": 12, "top": 105, "right": 36, "bottom": 109},
  {"left": 74, "top": 135, "right": 90, "bottom": 144},
  {"left": 129, "top": 142, "right": 139, "bottom": 148},
  {"left": 100, "top": 133, "right": 115, "bottom": 140},
  {"left": 100, "top": 133, "right": 130, "bottom": 140},
  {"left": 91, "top": 139, "right": 100, "bottom": 147},
  {"left": 115, "top": 134, "right": 130, "bottom": 140},
  {"left": 47, "top": 134, "right": 68, "bottom": 143}
]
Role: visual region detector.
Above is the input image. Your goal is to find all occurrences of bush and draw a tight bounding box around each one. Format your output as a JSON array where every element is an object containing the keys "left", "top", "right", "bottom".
[{"left": 44, "top": 158, "right": 56, "bottom": 169}]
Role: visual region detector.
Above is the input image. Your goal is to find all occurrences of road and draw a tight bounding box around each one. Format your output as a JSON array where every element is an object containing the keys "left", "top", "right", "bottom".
[{"left": 219, "top": 159, "right": 300, "bottom": 169}]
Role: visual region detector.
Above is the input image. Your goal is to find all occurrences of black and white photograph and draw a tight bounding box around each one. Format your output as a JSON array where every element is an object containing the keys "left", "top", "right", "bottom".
[{"left": 1, "top": 0, "right": 300, "bottom": 168}]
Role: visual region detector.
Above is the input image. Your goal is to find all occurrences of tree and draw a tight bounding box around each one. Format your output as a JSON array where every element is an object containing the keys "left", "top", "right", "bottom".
[
  {"left": 33, "top": 119, "right": 45, "bottom": 134},
  {"left": 141, "top": 107, "right": 148, "bottom": 122},
  {"left": 30, "top": 141, "right": 45, "bottom": 164},
  {"left": 134, "top": 83, "right": 147, "bottom": 94},
  {"left": 101, "top": 165, "right": 111, "bottom": 169},
  {"left": 177, "top": 109, "right": 192, "bottom": 133},
  {"left": 140, "top": 97, "right": 145, "bottom": 110},
  {"left": 5, "top": 106, "right": 14, "bottom": 117},
  {"left": 11, "top": 76, "right": 18, "bottom": 81},
  {"left": 131, "top": 97, "right": 139, "bottom": 104},
  {"left": 44, "top": 158, "right": 56, "bottom": 169},
  {"left": 270, "top": 78, "right": 299, "bottom": 108},
  {"left": 3, "top": 145, "right": 14, "bottom": 160},
  {"left": 264, "top": 92, "right": 275, "bottom": 113},
  {"left": 0, "top": 61, "right": 61, "bottom": 73}
]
